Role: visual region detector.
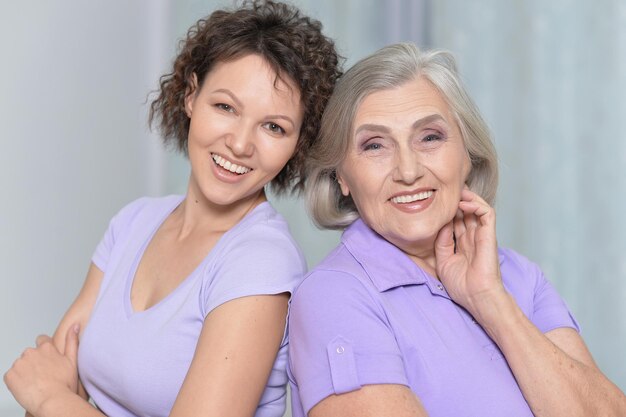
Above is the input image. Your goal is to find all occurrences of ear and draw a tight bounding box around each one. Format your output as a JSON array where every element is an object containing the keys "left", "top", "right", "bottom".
[
  {"left": 336, "top": 171, "right": 350, "bottom": 197},
  {"left": 184, "top": 73, "right": 199, "bottom": 118}
]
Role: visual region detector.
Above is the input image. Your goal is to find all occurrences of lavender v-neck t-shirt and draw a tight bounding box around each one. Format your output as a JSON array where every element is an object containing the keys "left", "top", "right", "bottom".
[
  {"left": 288, "top": 219, "right": 579, "bottom": 417},
  {"left": 78, "top": 196, "right": 306, "bottom": 417}
]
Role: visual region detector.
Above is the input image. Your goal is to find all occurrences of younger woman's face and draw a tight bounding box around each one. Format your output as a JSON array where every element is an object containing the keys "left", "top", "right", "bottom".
[{"left": 185, "top": 53, "right": 303, "bottom": 208}]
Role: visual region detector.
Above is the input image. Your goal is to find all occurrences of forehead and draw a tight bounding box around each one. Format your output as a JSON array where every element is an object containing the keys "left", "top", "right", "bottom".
[
  {"left": 204, "top": 54, "right": 301, "bottom": 103},
  {"left": 354, "top": 77, "right": 455, "bottom": 127}
]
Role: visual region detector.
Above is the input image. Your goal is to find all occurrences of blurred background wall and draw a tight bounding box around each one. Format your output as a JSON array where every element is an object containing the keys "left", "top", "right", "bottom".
[{"left": 1, "top": 0, "right": 624, "bottom": 415}]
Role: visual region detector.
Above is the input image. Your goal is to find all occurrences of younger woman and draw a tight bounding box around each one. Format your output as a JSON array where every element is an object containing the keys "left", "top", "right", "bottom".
[{"left": 4, "top": 2, "right": 341, "bottom": 416}]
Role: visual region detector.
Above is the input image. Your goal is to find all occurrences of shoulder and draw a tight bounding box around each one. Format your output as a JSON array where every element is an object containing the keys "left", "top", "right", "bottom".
[
  {"left": 291, "top": 244, "right": 383, "bottom": 323},
  {"left": 199, "top": 203, "right": 306, "bottom": 316},
  {"left": 110, "top": 195, "right": 182, "bottom": 228},
  {"left": 498, "top": 247, "right": 544, "bottom": 288},
  {"left": 219, "top": 202, "right": 305, "bottom": 268},
  {"left": 498, "top": 248, "right": 579, "bottom": 333},
  {"left": 498, "top": 247, "right": 538, "bottom": 272}
]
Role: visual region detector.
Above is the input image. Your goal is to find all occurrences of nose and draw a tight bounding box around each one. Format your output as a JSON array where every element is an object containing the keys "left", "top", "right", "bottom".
[
  {"left": 225, "top": 124, "right": 255, "bottom": 157},
  {"left": 391, "top": 147, "right": 424, "bottom": 184}
]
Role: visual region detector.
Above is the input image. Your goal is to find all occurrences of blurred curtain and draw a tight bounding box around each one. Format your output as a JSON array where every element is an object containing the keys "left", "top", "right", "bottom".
[{"left": 429, "top": 0, "right": 626, "bottom": 390}]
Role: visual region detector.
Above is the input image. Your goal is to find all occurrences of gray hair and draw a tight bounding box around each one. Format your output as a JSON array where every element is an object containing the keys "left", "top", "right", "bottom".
[{"left": 305, "top": 42, "right": 498, "bottom": 230}]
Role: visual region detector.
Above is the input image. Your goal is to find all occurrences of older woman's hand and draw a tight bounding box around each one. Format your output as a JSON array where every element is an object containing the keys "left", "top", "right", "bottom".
[
  {"left": 4, "top": 325, "right": 80, "bottom": 415},
  {"left": 434, "top": 188, "right": 507, "bottom": 322}
]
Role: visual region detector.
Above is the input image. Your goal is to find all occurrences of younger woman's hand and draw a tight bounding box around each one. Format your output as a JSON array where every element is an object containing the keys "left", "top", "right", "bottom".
[
  {"left": 434, "top": 188, "right": 506, "bottom": 320},
  {"left": 4, "top": 324, "right": 80, "bottom": 415}
]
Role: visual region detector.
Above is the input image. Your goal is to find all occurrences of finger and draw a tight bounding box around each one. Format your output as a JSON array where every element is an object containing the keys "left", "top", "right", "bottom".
[
  {"left": 460, "top": 189, "right": 493, "bottom": 215},
  {"left": 453, "top": 208, "right": 467, "bottom": 240},
  {"left": 462, "top": 209, "right": 478, "bottom": 249},
  {"left": 463, "top": 205, "right": 479, "bottom": 230},
  {"left": 459, "top": 199, "right": 495, "bottom": 226},
  {"left": 459, "top": 200, "right": 498, "bottom": 256},
  {"left": 35, "top": 335, "right": 53, "bottom": 348},
  {"left": 460, "top": 187, "right": 484, "bottom": 203},
  {"left": 435, "top": 221, "right": 455, "bottom": 263},
  {"left": 64, "top": 324, "right": 80, "bottom": 366},
  {"left": 20, "top": 347, "right": 35, "bottom": 359}
]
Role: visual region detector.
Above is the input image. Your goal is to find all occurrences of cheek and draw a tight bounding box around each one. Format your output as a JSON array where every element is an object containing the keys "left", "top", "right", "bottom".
[
  {"left": 445, "top": 150, "right": 471, "bottom": 187},
  {"left": 462, "top": 156, "right": 471, "bottom": 183},
  {"left": 344, "top": 180, "right": 382, "bottom": 220},
  {"left": 258, "top": 139, "right": 298, "bottom": 172}
]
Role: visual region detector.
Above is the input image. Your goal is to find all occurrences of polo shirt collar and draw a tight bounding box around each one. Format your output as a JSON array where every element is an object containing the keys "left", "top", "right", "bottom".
[
  {"left": 341, "top": 219, "right": 429, "bottom": 292},
  {"left": 341, "top": 218, "right": 504, "bottom": 293}
]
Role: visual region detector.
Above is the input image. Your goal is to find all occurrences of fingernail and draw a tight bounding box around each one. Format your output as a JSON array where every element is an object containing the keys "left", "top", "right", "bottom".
[{"left": 73, "top": 324, "right": 80, "bottom": 334}]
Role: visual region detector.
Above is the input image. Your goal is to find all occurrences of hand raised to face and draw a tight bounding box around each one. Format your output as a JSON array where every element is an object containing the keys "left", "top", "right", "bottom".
[{"left": 434, "top": 188, "right": 507, "bottom": 321}]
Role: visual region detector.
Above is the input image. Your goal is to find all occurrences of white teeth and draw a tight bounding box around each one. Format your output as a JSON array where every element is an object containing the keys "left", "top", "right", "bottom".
[
  {"left": 391, "top": 190, "right": 433, "bottom": 204},
  {"left": 211, "top": 154, "right": 251, "bottom": 174}
]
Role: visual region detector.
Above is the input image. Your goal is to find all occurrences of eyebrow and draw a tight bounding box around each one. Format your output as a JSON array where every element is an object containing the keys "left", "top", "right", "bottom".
[
  {"left": 213, "top": 88, "right": 243, "bottom": 109},
  {"left": 264, "top": 114, "right": 296, "bottom": 129},
  {"left": 354, "top": 114, "right": 446, "bottom": 135},
  {"left": 212, "top": 88, "right": 296, "bottom": 129}
]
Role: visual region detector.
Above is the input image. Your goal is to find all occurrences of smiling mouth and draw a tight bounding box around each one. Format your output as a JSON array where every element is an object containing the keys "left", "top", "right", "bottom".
[
  {"left": 211, "top": 153, "right": 252, "bottom": 175},
  {"left": 390, "top": 190, "right": 434, "bottom": 204}
]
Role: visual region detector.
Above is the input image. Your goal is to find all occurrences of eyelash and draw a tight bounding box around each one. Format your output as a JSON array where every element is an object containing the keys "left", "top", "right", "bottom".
[
  {"left": 423, "top": 133, "right": 443, "bottom": 142},
  {"left": 263, "top": 122, "right": 286, "bottom": 135},
  {"left": 215, "top": 103, "right": 286, "bottom": 135},
  {"left": 361, "top": 131, "right": 444, "bottom": 151},
  {"left": 215, "top": 103, "right": 235, "bottom": 113},
  {"left": 363, "top": 142, "right": 382, "bottom": 151}
]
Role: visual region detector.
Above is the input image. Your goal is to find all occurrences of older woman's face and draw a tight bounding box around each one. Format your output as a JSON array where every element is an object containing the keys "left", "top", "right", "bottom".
[{"left": 337, "top": 76, "right": 471, "bottom": 257}]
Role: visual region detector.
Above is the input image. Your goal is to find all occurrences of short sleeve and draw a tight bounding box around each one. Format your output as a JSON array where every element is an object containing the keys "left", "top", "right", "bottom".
[
  {"left": 289, "top": 270, "right": 409, "bottom": 415},
  {"left": 200, "top": 221, "right": 306, "bottom": 317},
  {"left": 91, "top": 198, "right": 150, "bottom": 273},
  {"left": 532, "top": 264, "right": 580, "bottom": 334}
]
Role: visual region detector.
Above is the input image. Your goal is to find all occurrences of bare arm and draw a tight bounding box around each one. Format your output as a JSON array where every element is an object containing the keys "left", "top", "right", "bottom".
[
  {"left": 9, "top": 271, "right": 291, "bottom": 417},
  {"left": 5, "top": 322, "right": 105, "bottom": 417},
  {"left": 435, "top": 188, "right": 626, "bottom": 417},
  {"left": 52, "top": 262, "right": 103, "bottom": 402},
  {"left": 6, "top": 263, "right": 104, "bottom": 416},
  {"left": 169, "top": 293, "right": 290, "bottom": 417},
  {"left": 309, "top": 384, "right": 428, "bottom": 417},
  {"left": 51, "top": 263, "right": 103, "bottom": 353},
  {"left": 476, "top": 293, "right": 626, "bottom": 417}
]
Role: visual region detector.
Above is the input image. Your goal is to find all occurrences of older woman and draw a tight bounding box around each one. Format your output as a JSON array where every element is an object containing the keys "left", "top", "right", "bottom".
[{"left": 288, "top": 43, "right": 626, "bottom": 417}]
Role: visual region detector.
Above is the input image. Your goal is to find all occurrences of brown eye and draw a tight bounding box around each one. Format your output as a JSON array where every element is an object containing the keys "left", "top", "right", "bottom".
[
  {"left": 216, "top": 103, "right": 234, "bottom": 112},
  {"left": 263, "top": 122, "right": 286, "bottom": 135}
]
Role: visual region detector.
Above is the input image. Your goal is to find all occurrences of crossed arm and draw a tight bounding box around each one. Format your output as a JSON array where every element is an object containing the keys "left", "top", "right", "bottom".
[
  {"left": 308, "top": 189, "right": 626, "bottom": 417},
  {"left": 5, "top": 263, "right": 290, "bottom": 417}
]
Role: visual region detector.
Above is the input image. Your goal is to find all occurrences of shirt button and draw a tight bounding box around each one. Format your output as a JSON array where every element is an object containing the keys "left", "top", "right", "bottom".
[
  {"left": 436, "top": 284, "right": 444, "bottom": 291},
  {"left": 336, "top": 346, "right": 345, "bottom": 354}
]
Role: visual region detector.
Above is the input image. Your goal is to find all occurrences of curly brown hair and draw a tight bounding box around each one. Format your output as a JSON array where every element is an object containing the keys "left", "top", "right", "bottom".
[{"left": 149, "top": 0, "right": 342, "bottom": 195}]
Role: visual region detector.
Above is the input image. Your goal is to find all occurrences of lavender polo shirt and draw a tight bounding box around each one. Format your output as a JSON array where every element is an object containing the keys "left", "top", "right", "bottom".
[
  {"left": 78, "top": 196, "right": 306, "bottom": 417},
  {"left": 288, "top": 219, "right": 579, "bottom": 417}
]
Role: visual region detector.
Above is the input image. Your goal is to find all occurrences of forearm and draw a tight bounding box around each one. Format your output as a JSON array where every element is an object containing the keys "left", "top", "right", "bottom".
[
  {"left": 35, "top": 391, "right": 104, "bottom": 417},
  {"left": 476, "top": 291, "right": 626, "bottom": 417}
]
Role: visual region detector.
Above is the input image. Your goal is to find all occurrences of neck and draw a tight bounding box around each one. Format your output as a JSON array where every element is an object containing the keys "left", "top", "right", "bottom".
[
  {"left": 173, "top": 181, "right": 266, "bottom": 240},
  {"left": 407, "top": 251, "right": 438, "bottom": 278},
  {"left": 393, "top": 236, "right": 439, "bottom": 278}
]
